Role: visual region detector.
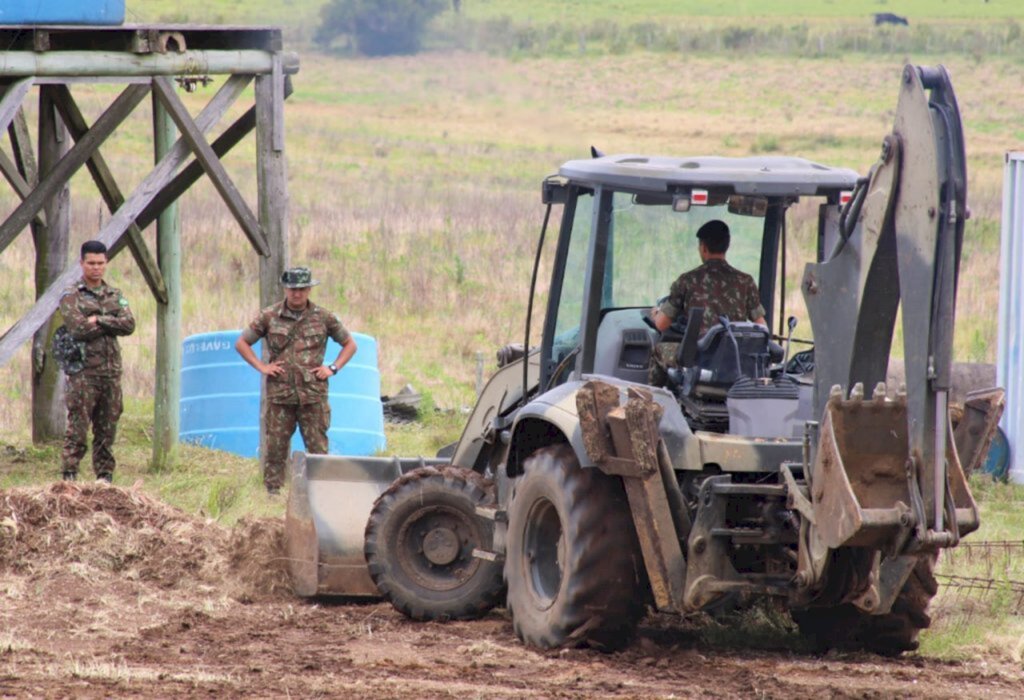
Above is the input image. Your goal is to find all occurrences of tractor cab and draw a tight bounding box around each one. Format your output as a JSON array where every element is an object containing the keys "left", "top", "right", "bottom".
[{"left": 537, "top": 155, "right": 860, "bottom": 435}]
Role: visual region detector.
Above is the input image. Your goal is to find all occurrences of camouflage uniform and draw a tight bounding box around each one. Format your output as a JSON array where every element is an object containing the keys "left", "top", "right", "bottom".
[
  {"left": 242, "top": 301, "right": 351, "bottom": 490},
  {"left": 650, "top": 259, "right": 765, "bottom": 384},
  {"left": 59, "top": 279, "right": 136, "bottom": 479}
]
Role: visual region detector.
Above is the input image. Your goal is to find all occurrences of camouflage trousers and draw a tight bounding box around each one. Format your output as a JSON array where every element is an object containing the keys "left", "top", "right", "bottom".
[
  {"left": 648, "top": 341, "right": 681, "bottom": 387},
  {"left": 62, "top": 373, "right": 123, "bottom": 477},
  {"left": 264, "top": 399, "right": 331, "bottom": 490}
]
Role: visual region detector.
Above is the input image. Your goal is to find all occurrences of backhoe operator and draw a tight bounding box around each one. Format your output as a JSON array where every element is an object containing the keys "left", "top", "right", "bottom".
[{"left": 649, "top": 219, "right": 766, "bottom": 384}]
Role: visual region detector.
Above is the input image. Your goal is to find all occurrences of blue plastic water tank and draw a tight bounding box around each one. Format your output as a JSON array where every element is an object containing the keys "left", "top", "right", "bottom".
[
  {"left": 180, "top": 330, "right": 385, "bottom": 458},
  {"left": 1, "top": 1, "right": 125, "bottom": 25}
]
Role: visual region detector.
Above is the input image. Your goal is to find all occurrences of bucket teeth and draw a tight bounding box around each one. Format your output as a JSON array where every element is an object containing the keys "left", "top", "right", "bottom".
[
  {"left": 873, "top": 382, "right": 888, "bottom": 401},
  {"left": 849, "top": 382, "right": 864, "bottom": 401},
  {"left": 829, "top": 384, "right": 844, "bottom": 400}
]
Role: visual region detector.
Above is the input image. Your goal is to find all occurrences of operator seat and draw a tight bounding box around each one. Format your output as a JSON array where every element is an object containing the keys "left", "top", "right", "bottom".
[{"left": 673, "top": 309, "right": 781, "bottom": 398}]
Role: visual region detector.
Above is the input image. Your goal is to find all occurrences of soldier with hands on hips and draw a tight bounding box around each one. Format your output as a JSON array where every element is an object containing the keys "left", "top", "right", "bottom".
[
  {"left": 59, "top": 240, "right": 136, "bottom": 482},
  {"left": 234, "top": 267, "right": 357, "bottom": 494}
]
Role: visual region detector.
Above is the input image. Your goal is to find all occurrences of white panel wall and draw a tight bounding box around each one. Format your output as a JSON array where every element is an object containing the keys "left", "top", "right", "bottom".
[{"left": 998, "top": 152, "right": 1024, "bottom": 483}]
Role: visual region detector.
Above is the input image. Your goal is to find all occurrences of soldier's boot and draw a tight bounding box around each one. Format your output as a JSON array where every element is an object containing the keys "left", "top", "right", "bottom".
[{"left": 62, "top": 471, "right": 77, "bottom": 482}]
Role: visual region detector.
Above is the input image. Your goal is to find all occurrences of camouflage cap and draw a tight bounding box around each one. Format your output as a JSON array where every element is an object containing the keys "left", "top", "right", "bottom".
[{"left": 281, "top": 267, "right": 319, "bottom": 288}]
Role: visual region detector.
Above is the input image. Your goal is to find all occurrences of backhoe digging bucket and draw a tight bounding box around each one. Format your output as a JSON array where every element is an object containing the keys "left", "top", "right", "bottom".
[
  {"left": 285, "top": 452, "right": 446, "bottom": 597},
  {"left": 810, "top": 387, "right": 981, "bottom": 552}
]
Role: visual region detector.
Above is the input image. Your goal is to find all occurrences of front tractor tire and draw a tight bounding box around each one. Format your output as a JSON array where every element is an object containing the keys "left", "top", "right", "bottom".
[
  {"left": 364, "top": 466, "right": 504, "bottom": 621},
  {"left": 793, "top": 553, "right": 939, "bottom": 656},
  {"left": 505, "top": 444, "right": 646, "bottom": 651}
]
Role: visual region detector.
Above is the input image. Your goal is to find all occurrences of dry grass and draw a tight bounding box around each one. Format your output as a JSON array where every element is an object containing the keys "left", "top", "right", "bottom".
[
  {"left": 0, "top": 51, "right": 1020, "bottom": 441},
  {"left": 0, "top": 482, "right": 290, "bottom": 600},
  {"left": 64, "top": 657, "right": 237, "bottom": 684}
]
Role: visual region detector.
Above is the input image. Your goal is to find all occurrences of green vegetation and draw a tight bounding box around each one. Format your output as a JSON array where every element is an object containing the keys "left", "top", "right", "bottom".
[
  {"left": 0, "top": 397, "right": 462, "bottom": 525},
  {"left": 316, "top": 0, "right": 448, "bottom": 55},
  {"left": 921, "top": 476, "right": 1024, "bottom": 659},
  {"left": 127, "top": 0, "right": 1024, "bottom": 25},
  {"left": 0, "top": 0, "right": 1019, "bottom": 664},
  {"left": 127, "top": 0, "right": 1024, "bottom": 59}
]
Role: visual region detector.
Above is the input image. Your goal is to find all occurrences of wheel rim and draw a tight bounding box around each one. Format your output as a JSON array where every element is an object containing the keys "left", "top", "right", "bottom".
[
  {"left": 395, "top": 504, "right": 481, "bottom": 591},
  {"left": 523, "top": 497, "right": 563, "bottom": 609}
]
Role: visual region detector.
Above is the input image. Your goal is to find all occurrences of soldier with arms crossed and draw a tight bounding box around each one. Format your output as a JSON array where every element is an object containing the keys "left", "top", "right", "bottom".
[
  {"left": 59, "top": 240, "right": 136, "bottom": 482},
  {"left": 235, "top": 267, "right": 357, "bottom": 494}
]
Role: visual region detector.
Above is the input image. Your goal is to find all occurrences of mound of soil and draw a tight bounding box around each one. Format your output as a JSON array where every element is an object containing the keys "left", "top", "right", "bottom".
[
  {"left": 2, "top": 483, "right": 1023, "bottom": 698},
  {"left": 0, "top": 482, "right": 288, "bottom": 600}
]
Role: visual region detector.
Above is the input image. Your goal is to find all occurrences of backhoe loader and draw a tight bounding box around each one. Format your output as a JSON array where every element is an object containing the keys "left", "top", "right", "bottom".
[{"left": 285, "top": 65, "right": 1004, "bottom": 654}]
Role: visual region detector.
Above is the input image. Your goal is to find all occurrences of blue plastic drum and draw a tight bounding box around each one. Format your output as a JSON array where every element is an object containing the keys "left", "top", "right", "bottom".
[
  {"left": 180, "top": 330, "right": 385, "bottom": 458},
  {"left": 982, "top": 426, "right": 1011, "bottom": 482}
]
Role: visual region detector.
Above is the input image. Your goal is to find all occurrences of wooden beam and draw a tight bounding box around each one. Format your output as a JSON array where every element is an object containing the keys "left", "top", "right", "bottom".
[
  {"left": 135, "top": 76, "right": 294, "bottom": 231},
  {"left": 271, "top": 53, "right": 284, "bottom": 152},
  {"left": 255, "top": 71, "right": 289, "bottom": 306},
  {"left": 0, "top": 150, "right": 46, "bottom": 229},
  {"left": 138, "top": 108, "right": 258, "bottom": 233},
  {"left": 1, "top": 109, "right": 46, "bottom": 228},
  {"left": 152, "top": 88, "right": 182, "bottom": 470},
  {"left": 0, "top": 148, "right": 31, "bottom": 198},
  {"left": 0, "top": 74, "right": 252, "bottom": 370},
  {"left": 151, "top": 76, "right": 269, "bottom": 256},
  {"left": 0, "top": 82, "right": 150, "bottom": 257},
  {"left": 255, "top": 69, "right": 290, "bottom": 475},
  {"left": 8, "top": 107, "right": 38, "bottom": 185},
  {"left": 31, "top": 86, "right": 71, "bottom": 443},
  {"left": 0, "top": 78, "right": 33, "bottom": 138},
  {"left": 50, "top": 85, "right": 168, "bottom": 304},
  {"left": 0, "top": 50, "right": 299, "bottom": 77}
]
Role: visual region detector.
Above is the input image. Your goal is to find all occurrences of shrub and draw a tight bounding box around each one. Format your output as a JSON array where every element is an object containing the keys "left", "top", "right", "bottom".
[{"left": 316, "top": 0, "right": 448, "bottom": 56}]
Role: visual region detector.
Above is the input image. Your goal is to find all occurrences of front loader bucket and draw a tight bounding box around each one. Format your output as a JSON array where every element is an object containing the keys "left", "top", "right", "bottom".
[
  {"left": 953, "top": 387, "right": 1006, "bottom": 477},
  {"left": 285, "top": 452, "right": 446, "bottom": 597},
  {"left": 811, "top": 389, "right": 981, "bottom": 551}
]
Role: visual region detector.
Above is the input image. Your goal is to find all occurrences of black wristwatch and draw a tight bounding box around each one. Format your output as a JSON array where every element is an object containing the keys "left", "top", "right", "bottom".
[{"left": 328, "top": 364, "right": 338, "bottom": 375}]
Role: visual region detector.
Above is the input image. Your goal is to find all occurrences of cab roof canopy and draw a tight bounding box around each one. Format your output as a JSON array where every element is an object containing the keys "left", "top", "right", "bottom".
[{"left": 559, "top": 154, "right": 861, "bottom": 198}]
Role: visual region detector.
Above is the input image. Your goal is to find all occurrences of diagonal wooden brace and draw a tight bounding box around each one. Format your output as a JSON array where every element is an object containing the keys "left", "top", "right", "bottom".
[
  {"left": 0, "top": 78, "right": 33, "bottom": 142},
  {"left": 135, "top": 76, "right": 294, "bottom": 233},
  {"left": 0, "top": 149, "right": 45, "bottom": 228},
  {"left": 0, "top": 74, "right": 252, "bottom": 369},
  {"left": 0, "top": 82, "right": 150, "bottom": 256},
  {"left": 50, "top": 84, "right": 167, "bottom": 304},
  {"left": 151, "top": 75, "right": 269, "bottom": 256}
]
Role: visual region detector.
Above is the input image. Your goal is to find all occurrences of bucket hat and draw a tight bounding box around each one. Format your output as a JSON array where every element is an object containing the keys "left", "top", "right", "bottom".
[{"left": 281, "top": 267, "right": 319, "bottom": 288}]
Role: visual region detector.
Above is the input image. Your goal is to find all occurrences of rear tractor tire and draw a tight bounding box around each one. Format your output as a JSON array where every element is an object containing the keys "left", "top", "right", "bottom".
[
  {"left": 364, "top": 466, "right": 504, "bottom": 621},
  {"left": 505, "top": 444, "right": 647, "bottom": 651},
  {"left": 793, "top": 553, "right": 939, "bottom": 656}
]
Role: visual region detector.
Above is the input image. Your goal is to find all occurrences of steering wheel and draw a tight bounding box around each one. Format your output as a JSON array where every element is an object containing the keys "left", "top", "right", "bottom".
[
  {"left": 785, "top": 348, "right": 815, "bottom": 375},
  {"left": 642, "top": 309, "right": 658, "bottom": 331},
  {"left": 646, "top": 297, "right": 690, "bottom": 341}
]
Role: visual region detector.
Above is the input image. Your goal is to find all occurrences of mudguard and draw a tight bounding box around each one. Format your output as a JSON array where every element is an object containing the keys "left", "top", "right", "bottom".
[{"left": 505, "top": 374, "right": 695, "bottom": 477}]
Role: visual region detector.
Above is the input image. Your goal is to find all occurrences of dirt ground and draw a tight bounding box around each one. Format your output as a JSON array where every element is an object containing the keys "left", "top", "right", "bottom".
[{"left": 2, "top": 484, "right": 1023, "bottom": 699}]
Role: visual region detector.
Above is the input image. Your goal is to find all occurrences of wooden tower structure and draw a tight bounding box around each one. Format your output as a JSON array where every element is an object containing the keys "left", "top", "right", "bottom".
[{"left": 0, "top": 25, "right": 296, "bottom": 468}]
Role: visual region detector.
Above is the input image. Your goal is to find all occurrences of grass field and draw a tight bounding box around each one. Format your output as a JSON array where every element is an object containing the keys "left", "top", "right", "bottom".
[
  {"left": 2, "top": 51, "right": 1017, "bottom": 430},
  {"left": 125, "top": 0, "right": 1024, "bottom": 57},
  {"left": 0, "top": 0, "right": 1022, "bottom": 662},
  {"left": 127, "top": 0, "right": 1024, "bottom": 27}
]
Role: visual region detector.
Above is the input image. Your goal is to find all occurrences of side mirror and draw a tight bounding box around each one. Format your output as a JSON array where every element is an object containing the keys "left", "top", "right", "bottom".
[{"left": 541, "top": 176, "right": 569, "bottom": 204}]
